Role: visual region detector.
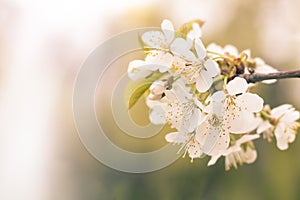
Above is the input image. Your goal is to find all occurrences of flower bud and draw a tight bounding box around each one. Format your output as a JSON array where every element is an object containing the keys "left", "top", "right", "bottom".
[
  {"left": 150, "top": 81, "right": 165, "bottom": 95},
  {"left": 235, "top": 62, "right": 245, "bottom": 75},
  {"left": 149, "top": 80, "right": 168, "bottom": 100}
]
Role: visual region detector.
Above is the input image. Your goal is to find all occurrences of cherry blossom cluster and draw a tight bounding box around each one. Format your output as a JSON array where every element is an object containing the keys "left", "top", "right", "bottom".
[{"left": 127, "top": 19, "right": 300, "bottom": 170}]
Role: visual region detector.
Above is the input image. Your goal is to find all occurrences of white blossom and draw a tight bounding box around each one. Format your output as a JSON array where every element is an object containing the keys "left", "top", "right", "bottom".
[
  {"left": 128, "top": 20, "right": 175, "bottom": 81},
  {"left": 208, "top": 134, "right": 260, "bottom": 171},
  {"left": 257, "top": 104, "right": 300, "bottom": 150},
  {"left": 186, "top": 22, "right": 202, "bottom": 40},
  {"left": 142, "top": 19, "right": 175, "bottom": 49},
  {"left": 215, "top": 77, "right": 264, "bottom": 133},
  {"left": 171, "top": 38, "right": 219, "bottom": 92},
  {"left": 126, "top": 19, "right": 300, "bottom": 170},
  {"left": 165, "top": 132, "right": 203, "bottom": 161},
  {"left": 148, "top": 78, "right": 171, "bottom": 100},
  {"left": 147, "top": 79, "right": 205, "bottom": 133},
  {"left": 207, "top": 43, "right": 240, "bottom": 58},
  {"left": 194, "top": 77, "right": 263, "bottom": 158},
  {"left": 257, "top": 119, "right": 273, "bottom": 142},
  {"left": 128, "top": 51, "right": 174, "bottom": 82},
  {"left": 195, "top": 91, "right": 230, "bottom": 157}
]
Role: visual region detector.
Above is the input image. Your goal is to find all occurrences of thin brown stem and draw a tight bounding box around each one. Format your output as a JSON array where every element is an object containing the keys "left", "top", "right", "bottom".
[{"left": 239, "top": 69, "right": 300, "bottom": 83}]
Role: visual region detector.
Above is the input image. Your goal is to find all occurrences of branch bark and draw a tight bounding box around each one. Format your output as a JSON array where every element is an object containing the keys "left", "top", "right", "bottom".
[{"left": 239, "top": 69, "right": 300, "bottom": 83}]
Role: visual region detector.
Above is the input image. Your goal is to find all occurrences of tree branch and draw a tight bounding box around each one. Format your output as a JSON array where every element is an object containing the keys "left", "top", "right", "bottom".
[{"left": 239, "top": 69, "right": 300, "bottom": 83}]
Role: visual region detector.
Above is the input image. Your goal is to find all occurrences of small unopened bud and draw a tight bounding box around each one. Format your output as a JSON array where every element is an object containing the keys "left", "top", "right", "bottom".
[
  {"left": 263, "top": 104, "right": 271, "bottom": 113},
  {"left": 149, "top": 76, "right": 174, "bottom": 100},
  {"left": 240, "top": 52, "right": 249, "bottom": 61},
  {"left": 235, "top": 62, "right": 245, "bottom": 75},
  {"left": 149, "top": 79, "right": 169, "bottom": 100},
  {"left": 148, "top": 93, "right": 162, "bottom": 100},
  {"left": 221, "top": 68, "right": 229, "bottom": 76},
  {"left": 248, "top": 68, "right": 255, "bottom": 74},
  {"left": 150, "top": 81, "right": 165, "bottom": 96}
]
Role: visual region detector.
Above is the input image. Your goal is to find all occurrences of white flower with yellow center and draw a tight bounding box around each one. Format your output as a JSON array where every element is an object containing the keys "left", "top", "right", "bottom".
[
  {"left": 195, "top": 91, "right": 230, "bottom": 157},
  {"left": 207, "top": 134, "right": 260, "bottom": 170},
  {"left": 128, "top": 19, "right": 175, "bottom": 81},
  {"left": 149, "top": 79, "right": 205, "bottom": 161},
  {"left": 147, "top": 79, "right": 204, "bottom": 133},
  {"left": 142, "top": 19, "right": 175, "bottom": 49},
  {"left": 165, "top": 132, "right": 203, "bottom": 161},
  {"left": 127, "top": 51, "right": 173, "bottom": 82},
  {"left": 170, "top": 37, "right": 219, "bottom": 93},
  {"left": 223, "top": 77, "right": 264, "bottom": 133},
  {"left": 257, "top": 104, "right": 300, "bottom": 150},
  {"left": 195, "top": 77, "right": 263, "bottom": 156}
]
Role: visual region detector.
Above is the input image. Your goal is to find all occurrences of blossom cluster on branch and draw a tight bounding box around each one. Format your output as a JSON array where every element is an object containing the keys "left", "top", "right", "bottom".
[{"left": 127, "top": 19, "right": 300, "bottom": 170}]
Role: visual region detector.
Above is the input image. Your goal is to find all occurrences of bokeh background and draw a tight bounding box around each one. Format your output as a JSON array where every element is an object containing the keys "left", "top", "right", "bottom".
[{"left": 1, "top": 0, "right": 300, "bottom": 199}]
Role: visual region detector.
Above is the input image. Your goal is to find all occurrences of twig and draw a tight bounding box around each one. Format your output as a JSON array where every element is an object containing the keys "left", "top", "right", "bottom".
[{"left": 239, "top": 69, "right": 300, "bottom": 83}]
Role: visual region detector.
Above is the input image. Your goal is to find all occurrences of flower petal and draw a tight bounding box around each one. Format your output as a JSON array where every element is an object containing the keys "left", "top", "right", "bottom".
[
  {"left": 210, "top": 91, "right": 226, "bottom": 103},
  {"left": 206, "top": 131, "right": 230, "bottom": 156},
  {"left": 226, "top": 77, "right": 248, "bottom": 95},
  {"left": 196, "top": 120, "right": 230, "bottom": 155},
  {"left": 205, "top": 91, "right": 226, "bottom": 116},
  {"left": 224, "top": 45, "right": 239, "bottom": 57},
  {"left": 236, "top": 93, "right": 264, "bottom": 113},
  {"left": 274, "top": 121, "right": 296, "bottom": 150},
  {"left": 127, "top": 60, "right": 153, "bottom": 81},
  {"left": 167, "top": 79, "right": 192, "bottom": 101},
  {"left": 196, "top": 70, "right": 213, "bottom": 93},
  {"left": 275, "top": 136, "right": 289, "bottom": 150},
  {"left": 149, "top": 105, "right": 167, "bottom": 124},
  {"left": 281, "top": 110, "right": 300, "bottom": 122},
  {"left": 207, "top": 154, "right": 222, "bottom": 166},
  {"left": 228, "top": 111, "right": 260, "bottom": 134},
  {"left": 187, "top": 108, "right": 203, "bottom": 132},
  {"left": 243, "top": 148, "right": 257, "bottom": 164},
  {"left": 145, "top": 51, "right": 173, "bottom": 72},
  {"left": 257, "top": 120, "right": 272, "bottom": 134},
  {"left": 161, "top": 19, "right": 174, "bottom": 44},
  {"left": 195, "top": 38, "right": 206, "bottom": 59},
  {"left": 165, "top": 132, "right": 188, "bottom": 144},
  {"left": 187, "top": 23, "right": 202, "bottom": 40},
  {"left": 142, "top": 31, "right": 166, "bottom": 48},
  {"left": 271, "top": 104, "right": 292, "bottom": 118},
  {"left": 207, "top": 43, "right": 224, "bottom": 56},
  {"left": 170, "top": 38, "right": 195, "bottom": 60},
  {"left": 204, "top": 59, "right": 219, "bottom": 77},
  {"left": 188, "top": 140, "right": 202, "bottom": 159},
  {"left": 235, "top": 134, "right": 260, "bottom": 146}
]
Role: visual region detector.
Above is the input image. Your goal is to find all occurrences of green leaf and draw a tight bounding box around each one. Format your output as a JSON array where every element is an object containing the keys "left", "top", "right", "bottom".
[
  {"left": 128, "top": 83, "right": 152, "bottom": 109},
  {"left": 126, "top": 72, "right": 165, "bottom": 109}
]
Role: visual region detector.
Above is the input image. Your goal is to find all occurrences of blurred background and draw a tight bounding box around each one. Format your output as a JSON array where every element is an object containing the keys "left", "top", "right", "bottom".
[{"left": 0, "top": 0, "right": 300, "bottom": 199}]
